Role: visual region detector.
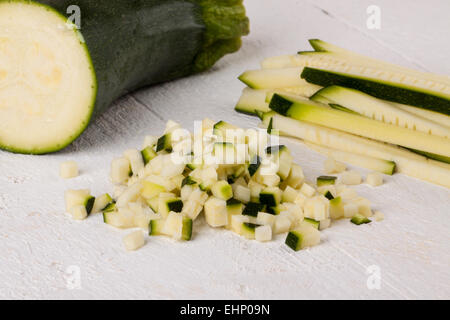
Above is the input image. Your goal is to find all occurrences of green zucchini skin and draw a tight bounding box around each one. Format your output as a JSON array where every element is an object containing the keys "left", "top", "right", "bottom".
[
  {"left": 2, "top": 0, "right": 247, "bottom": 154},
  {"left": 301, "top": 67, "right": 450, "bottom": 116},
  {"left": 38, "top": 0, "right": 248, "bottom": 117}
]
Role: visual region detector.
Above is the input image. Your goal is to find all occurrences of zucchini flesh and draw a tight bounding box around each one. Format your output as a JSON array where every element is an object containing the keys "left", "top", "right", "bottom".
[
  {"left": 308, "top": 39, "right": 450, "bottom": 87},
  {"left": 306, "top": 143, "right": 396, "bottom": 175},
  {"left": 311, "top": 86, "right": 450, "bottom": 138},
  {"left": 235, "top": 88, "right": 270, "bottom": 115},
  {"left": 239, "top": 67, "right": 309, "bottom": 89},
  {"left": 394, "top": 103, "right": 450, "bottom": 128},
  {"left": 301, "top": 67, "right": 450, "bottom": 116},
  {"left": 260, "top": 112, "right": 450, "bottom": 188},
  {"left": 270, "top": 94, "right": 450, "bottom": 157},
  {"left": 0, "top": 0, "right": 249, "bottom": 154}
]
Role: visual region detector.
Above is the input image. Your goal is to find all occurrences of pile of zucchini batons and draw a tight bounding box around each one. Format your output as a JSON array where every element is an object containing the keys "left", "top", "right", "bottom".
[{"left": 236, "top": 39, "right": 450, "bottom": 188}]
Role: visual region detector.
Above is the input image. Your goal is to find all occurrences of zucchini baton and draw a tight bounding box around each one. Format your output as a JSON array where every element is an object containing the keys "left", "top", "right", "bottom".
[{"left": 0, "top": 0, "right": 249, "bottom": 154}]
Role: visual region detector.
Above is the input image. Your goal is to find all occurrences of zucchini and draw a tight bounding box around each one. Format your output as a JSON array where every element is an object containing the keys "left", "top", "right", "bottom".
[
  {"left": 317, "top": 176, "right": 337, "bottom": 187},
  {"left": 308, "top": 39, "right": 450, "bottom": 87},
  {"left": 351, "top": 214, "right": 371, "bottom": 226},
  {"left": 141, "top": 146, "right": 157, "bottom": 165},
  {"left": 285, "top": 224, "right": 320, "bottom": 251},
  {"left": 260, "top": 112, "right": 450, "bottom": 188},
  {"left": 266, "top": 145, "right": 293, "bottom": 180},
  {"left": 235, "top": 88, "right": 270, "bottom": 115},
  {"left": 149, "top": 219, "right": 166, "bottom": 236},
  {"left": 307, "top": 143, "right": 397, "bottom": 175},
  {"left": 301, "top": 67, "right": 450, "bottom": 116},
  {"left": 239, "top": 67, "right": 309, "bottom": 89},
  {"left": 269, "top": 94, "right": 450, "bottom": 157},
  {"left": 0, "top": 0, "right": 249, "bottom": 154},
  {"left": 156, "top": 134, "right": 173, "bottom": 153},
  {"left": 242, "top": 202, "right": 265, "bottom": 217},
  {"left": 395, "top": 103, "right": 450, "bottom": 128},
  {"left": 259, "top": 187, "right": 282, "bottom": 207},
  {"left": 311, "top": 86, "right": 450, "bottom": 139},
  {"left": 211, "top": 180, "right": 233, "bottom": 201}
]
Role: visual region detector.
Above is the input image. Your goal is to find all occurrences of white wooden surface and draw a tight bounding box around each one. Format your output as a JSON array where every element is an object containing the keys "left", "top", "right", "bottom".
[{"left": 0, "top": 0, "right": 449, "bottom": 300}]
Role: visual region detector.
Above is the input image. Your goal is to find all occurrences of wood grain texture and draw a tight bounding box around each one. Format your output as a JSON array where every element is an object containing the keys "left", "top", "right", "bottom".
[{"left": 0, "top": 0, "right": 449, "bottom": 299}]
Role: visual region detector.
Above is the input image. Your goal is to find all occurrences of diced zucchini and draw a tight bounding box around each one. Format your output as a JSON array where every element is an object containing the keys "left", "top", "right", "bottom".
[
  {"left": 211, "top": 180, "right": 233, "bottom": 201},
  {"left": 324, "top": 191, "right": 334, "bottom": 200},
  {"left": 146, "top": 197, "right": 159, "bottom": 213},
  {"left": 340, "top": 171, "right": 362, "bottom": 185},
  {"left": 116, "top": 182, "right": 142, "bottom": 207},
  {"left": 149, "top": 219, "right": 166, "bottom": 236},
  {"left": 64, "top": 189, "right": 95, "bottom": 215},
  {"left": 204, "top": 197, "right": 228, "bottom": 227},
  {"left": 242, "top": 202, "right": 265, "bottom": 217},
  {"left": 259, "top": 187, "right": 282, "bottom": 207},
  {"left": 255, "top": 225, "right": 272, "bottom": 242},
  {"left": 233, "top": 185, "right": 251, "bottom": 203},
  {"left": 213, "top": 121, "right": 239, "bottom": 141},
  {"left": 141, "top": 146, "right": 157, "bottom": 165},
  {"left": 303, "top": 218, "right": 320, "bottom": 229},
  {"left": 110, "top": 157, "right": 131, "bottom": 184},
  {"left": 317, "top": 176, "right": 337, "bottom": 187},
  {"left": 366, "top": 172, "right": 384, "bottom": 187},
  {"left": 59, "top": 161, "right": 79, "bottom": 179},
  {"left": 282, "top": 186, "right": 298, "bottom": 203},
  {"left": 92, "top": 193, "right": 113, "bottom": 214},
  {"left": 123, "top": 231, "right": 145, "bottom": 251},
  {"left": 285, "top": 224, "right": 321, "bottom": 251},
  {"left": 304, "top": 196, "right": 329, "bottom": 221},
  {"left": 69, "top": 205, "right": 88, "bottom": 221},
  {"left": 124, "top": 149, "right": 145, "bottom": 176},
  {"left": 324, "top": 157, "right": 346, "bottom": 174},
  {"left": 266, "top": 145, "right": 293, "bottom": 180},
  {"left": 181, "top": 176, "right": 197, "bottom": 188},
  {"left": 299, "top": 183, "right": 316, "bottom": 198},
  {"left": 102, "top": 210, "right": 116, "bottom": 224},
  {"left": 240, "top": 222, "right": 259, "bottom": 239},
  {"left": 181, "top": 216, "right": 193, "bottom": 241},
  {"left": 266, "top": 205, "right": 286, "bottom": 215},
  {"left": 273, "top": 215, "right": 292, "bottom": 234},
  {"left": 284, "top": 164, "right": 304, "bottom": 189},
  {"left": 343, "top": 203, "right": 359, "bottom": 219},
  {"left": 156, "top": 134, "right": 172, "bottom": 153},
  {"left": 256, "top": 211, "right": 277, "bottom": 227},
  {"left": 141, "top": 181, "right": 166, "bottom": 199},
  {"left": 102, "top": 201, "right": 117, "bottom": 214},
  {"left": 351, "top": 214, "right": 372, "bottom": 225},
  {"left": 248, "top": 155, "right": 262, "bottom": 177},
  {"left": 329, "top": 197, "right": 344, "bottom": 219}
]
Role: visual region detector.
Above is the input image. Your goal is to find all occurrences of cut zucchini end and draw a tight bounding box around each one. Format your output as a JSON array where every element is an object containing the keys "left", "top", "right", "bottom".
[
  {"left": 285, "top": 231, "right": 303, "bottom": 251},
  {"left": 0, "top": 1, "right": 97, "bottom": 154},
  {"left": 351, "top": 214, "right": 372, "bottom": 225}
]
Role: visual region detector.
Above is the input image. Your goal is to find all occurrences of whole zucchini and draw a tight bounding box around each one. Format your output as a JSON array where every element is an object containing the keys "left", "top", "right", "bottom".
[{"left": 0, "top": 0, "right": 249, "bottom": 154}]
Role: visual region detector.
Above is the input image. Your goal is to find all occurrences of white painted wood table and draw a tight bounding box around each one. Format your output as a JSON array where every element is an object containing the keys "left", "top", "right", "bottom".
[{"left": 1, "top": 0, "right": 449, "bottom": 300}]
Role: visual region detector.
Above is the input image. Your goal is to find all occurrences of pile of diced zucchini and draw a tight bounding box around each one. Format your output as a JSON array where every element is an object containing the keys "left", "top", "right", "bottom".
[{"left": 64, "top": 119, "right": 380, "bottom": 252}]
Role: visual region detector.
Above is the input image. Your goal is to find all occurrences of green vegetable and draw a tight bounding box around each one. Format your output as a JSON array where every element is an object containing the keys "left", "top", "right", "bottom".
[
  {"left": 242, "top": 202, "right": 265, "bottom": 217},
  {"left": 269, "top": 94, "right": 450, "bottom": 157},
  {"left": 311, "top": 86, "right": 449, "bottom": 139},
  {"left": 317, "top": 176, "right": 337, "bottom": 187},
  {"left": 301, "top": 67, "right": 450, "bottom": 116},
  {"left": 141, "top": 147, "right": 157, "bottom": 165},
  {"left": 0, "top": 0, "right": 249, "bottom": 154},
  {"left": 259, "top": 112, "right": 450, "bottom": 188},
  {"left": 351, "top": 214, "right": 371, "bottom": 225}
]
